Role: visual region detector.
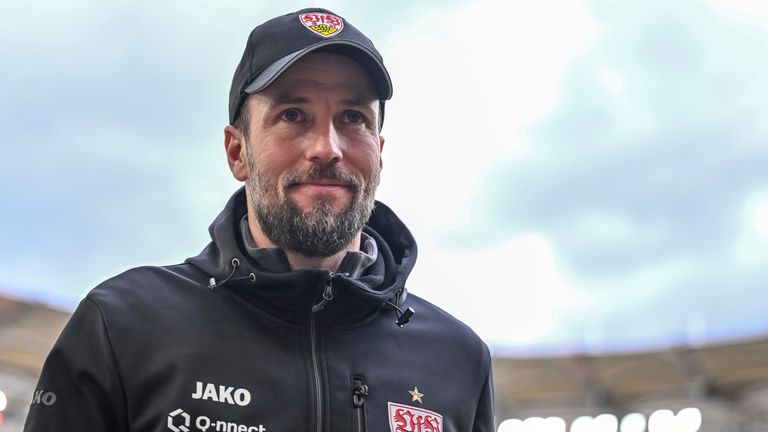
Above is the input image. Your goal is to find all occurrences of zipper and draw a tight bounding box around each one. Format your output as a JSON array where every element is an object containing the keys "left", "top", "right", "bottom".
[
  {"left": 310, "top": 306, "right": 322, "bottom": 432},
  {"left": 310, "top": 273, "right": 336, "bottom": 432},
  {"left": 352, "top": 376, "right": 368, "bottom": 432}
]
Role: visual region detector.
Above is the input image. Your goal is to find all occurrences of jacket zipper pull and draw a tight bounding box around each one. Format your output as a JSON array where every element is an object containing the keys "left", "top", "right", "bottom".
[
  {"left": 311, "top": 274, "right": 335, "bottom": 312},
  {"left": 352, "top": 376, "right": 368, "bottom": 432}
]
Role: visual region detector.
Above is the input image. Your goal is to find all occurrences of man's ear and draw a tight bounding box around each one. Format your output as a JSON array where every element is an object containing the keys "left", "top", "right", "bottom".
[
  {"left": 224, "top": 125, "right": 249, "bottom": 181},
  {"left": 378, "top": 135, "right": 385, "bottom": 169}
]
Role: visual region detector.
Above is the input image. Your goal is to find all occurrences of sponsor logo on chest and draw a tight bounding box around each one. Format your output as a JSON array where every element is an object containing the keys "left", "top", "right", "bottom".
[
  {"left": 191, "top": 381, "right": 251, "bottom": 406},
  {"left": 167, "top": 408, "right": 266, "bottom": 432}
]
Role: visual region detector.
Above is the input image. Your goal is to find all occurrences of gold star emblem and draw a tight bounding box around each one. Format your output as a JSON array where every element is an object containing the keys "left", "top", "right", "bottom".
[{"left": 408, "top": 386, "right": 424, "bottom": 404}]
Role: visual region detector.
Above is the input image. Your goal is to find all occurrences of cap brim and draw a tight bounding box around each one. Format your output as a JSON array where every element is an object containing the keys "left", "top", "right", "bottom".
[{"left": 243, "top": 40, "right": 393, "bottom": 100}]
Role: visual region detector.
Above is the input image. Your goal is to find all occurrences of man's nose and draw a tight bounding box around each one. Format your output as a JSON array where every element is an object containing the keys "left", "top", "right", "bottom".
[{"left": 305, "top": 122, "right": 343, "bottom": 164}]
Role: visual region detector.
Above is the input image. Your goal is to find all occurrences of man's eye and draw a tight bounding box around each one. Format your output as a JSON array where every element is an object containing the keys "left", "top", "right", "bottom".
[
  {"left": 281, "top": 109, "right": 301, "bottom": 122},
  {"left": 344, "top": 111, "right": 363, "bottom": 124}
]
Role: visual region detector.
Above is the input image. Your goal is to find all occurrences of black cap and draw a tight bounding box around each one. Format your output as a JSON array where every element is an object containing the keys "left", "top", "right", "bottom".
[{"left": 229, "top": 8, "right": 393, "bottom": 125}]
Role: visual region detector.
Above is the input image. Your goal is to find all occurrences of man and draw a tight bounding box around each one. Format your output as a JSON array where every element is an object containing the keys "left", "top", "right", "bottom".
[{"left": 24, "top": 8, "right": 494, "bottom": 432}]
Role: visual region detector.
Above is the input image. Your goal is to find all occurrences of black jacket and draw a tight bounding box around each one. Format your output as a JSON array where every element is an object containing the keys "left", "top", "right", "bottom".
[{"left": 24, "top": 188, "right": 494, "bottom": 432}]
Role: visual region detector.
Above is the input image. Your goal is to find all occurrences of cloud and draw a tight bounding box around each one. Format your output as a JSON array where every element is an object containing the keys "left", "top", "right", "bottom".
[
  {"left": 375, "top": 0, "right": 601, "bottom": 349},
  {"left": 468, "top": 0, "right": 768, "bottom": 269},
  {"left": 378, "top": 0, "right": 600, "bottom": 233},
  {"left": 414, "top": 234, "right": 593, "bottom": 347},
  {"left": 427, "top": 0, "right": 768, "bottom": 350}
]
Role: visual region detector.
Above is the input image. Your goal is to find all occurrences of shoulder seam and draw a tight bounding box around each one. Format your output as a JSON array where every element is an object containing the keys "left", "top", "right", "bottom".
[{"left": 83, "top": 297, "right": 130, "bottom": 420}]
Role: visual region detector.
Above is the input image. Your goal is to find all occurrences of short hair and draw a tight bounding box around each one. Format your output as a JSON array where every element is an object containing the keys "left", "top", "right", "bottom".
[{"left": 232, "top": 99, "right": 251, "bottom": 137}]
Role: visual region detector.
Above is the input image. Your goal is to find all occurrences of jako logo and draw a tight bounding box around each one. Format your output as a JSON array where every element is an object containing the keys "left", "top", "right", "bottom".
[
  {"left": 32, "top": 390, "right": 57, "bottom": 406},
  {"left": 192, "top": 381, "right": 251, "bottom": 406}
]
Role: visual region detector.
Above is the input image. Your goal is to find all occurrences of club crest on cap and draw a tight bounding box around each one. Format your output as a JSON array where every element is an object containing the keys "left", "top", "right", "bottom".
[{"left": 299, "top": 12, "right": 344, "bottom": 37}]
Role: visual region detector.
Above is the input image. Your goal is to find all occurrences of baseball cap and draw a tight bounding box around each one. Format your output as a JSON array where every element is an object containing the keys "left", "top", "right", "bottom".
[{"left": 229, "top": 8, "right": 393, "bottom": 126}]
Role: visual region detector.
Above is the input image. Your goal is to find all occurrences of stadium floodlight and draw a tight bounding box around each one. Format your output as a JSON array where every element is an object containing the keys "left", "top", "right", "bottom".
[
  {"left": 544, "top": 416, "right": 567, "bottom": 432},
  {"left": 524, "top": 416, "right": 547, "bottom": 431},
  {"left": 498, "top": 418, "right": 524, "bottom": 432},
  {"left": 570, "top": 416, "right": 594, "bottom": 432},
  {"left": 594, "top": 413, "right": 619, "bottom": 432},
  {"left": 675, "top": 407, "right": 702, "bottom": 432},
  {"left": 0, "top": 389, "right": 7, "bottom": 412},
  {"left": 648, "top": 409, "right": 675, "bottom": 432},
  {"left": 619, "top": 413, "right": 647, "bottom": 432}
]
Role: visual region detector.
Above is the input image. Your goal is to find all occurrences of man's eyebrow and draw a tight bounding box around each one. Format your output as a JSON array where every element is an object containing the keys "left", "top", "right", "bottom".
[
  {"left": 268, "top": 94, "right": 310, "bottom": 107},
  {"left": 267, "top": 94, "right": 377, "bottom": 110},
  {"left": 340, "top": 97, "right": 377, "bottom": 108}
]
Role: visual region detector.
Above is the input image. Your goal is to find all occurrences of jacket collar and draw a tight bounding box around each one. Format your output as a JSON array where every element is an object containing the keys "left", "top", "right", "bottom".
[
  {"left": 185, "top": 187, "right": 418, "bottom": 326},
  {"left": 237, "top": 214, "right": 379, "bottom": 278}
]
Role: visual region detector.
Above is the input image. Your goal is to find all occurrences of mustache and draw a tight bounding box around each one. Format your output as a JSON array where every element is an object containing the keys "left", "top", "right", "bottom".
[{"left": 282, "top": 164, "right": 361, "bottom": 190}]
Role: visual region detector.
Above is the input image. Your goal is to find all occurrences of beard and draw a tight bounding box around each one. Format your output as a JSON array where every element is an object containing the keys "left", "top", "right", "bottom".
[{"left": 245, "top": 150, "right": 380, "bottom": 258}]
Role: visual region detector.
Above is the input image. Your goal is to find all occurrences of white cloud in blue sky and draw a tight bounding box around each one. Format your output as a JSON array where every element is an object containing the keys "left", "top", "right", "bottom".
[
  {"left": 2, "top": 0, "right": 768, "bottom": 354},
  {"left": 413, "top": 0, "right": 768, "bottom": 353}
]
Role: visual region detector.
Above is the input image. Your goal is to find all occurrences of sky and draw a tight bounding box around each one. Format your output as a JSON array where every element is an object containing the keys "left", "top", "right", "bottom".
[{"left": 1, "top": 0, "right": 767, "bottom": 356}]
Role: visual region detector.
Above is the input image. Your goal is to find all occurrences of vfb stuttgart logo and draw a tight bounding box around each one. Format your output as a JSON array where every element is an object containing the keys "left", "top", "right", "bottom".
[
  {"left": 299, "top": 12, "right": 344, "bottom": 37},
  {"left": 388, "top": 402, "right": 443, "bottom": 432}
]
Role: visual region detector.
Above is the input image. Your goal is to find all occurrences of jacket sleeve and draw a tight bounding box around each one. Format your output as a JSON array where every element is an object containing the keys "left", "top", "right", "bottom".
[
  {"left": 472, "top": 363, "right": 495, "bottom": 432},
  {"left": 23, "top": 297, "right": 128, "bottom": 432}
]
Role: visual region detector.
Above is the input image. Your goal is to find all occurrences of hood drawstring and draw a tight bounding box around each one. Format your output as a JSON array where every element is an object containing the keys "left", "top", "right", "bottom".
[
  {"left": 209, "top": 262, "right": 412, "bottom": 325},
  {"left": 385, "top": 288, "right": 415, "bottom": 327},
  {"left": 385, "top": 300, "right": 415, "bottom": 327},
  {"left": 208, "top": 258, "right": 256, "bottom": 290}
]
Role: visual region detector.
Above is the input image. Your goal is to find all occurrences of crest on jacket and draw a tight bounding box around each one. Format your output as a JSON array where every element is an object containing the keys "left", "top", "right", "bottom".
[{"left": 388, "top": 402, "right": 443, "bottom": 432}]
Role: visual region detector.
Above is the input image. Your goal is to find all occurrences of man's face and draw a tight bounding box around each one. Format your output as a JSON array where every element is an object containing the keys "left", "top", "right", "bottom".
[{"left": 240, "top": 52, "right": 383, "bottom": 257}]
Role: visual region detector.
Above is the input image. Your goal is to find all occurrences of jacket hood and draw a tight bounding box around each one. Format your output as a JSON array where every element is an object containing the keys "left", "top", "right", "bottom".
[{"left": 185, "top": 187, "right": 418, "bottom": 326}]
